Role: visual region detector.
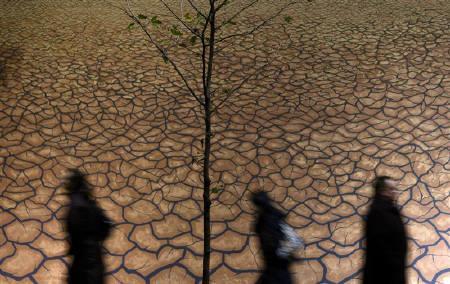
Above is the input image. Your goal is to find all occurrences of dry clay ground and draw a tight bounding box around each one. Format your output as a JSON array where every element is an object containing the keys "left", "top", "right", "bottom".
[{"left": 0, "top": 0, "right": 449, "bottom": 283}]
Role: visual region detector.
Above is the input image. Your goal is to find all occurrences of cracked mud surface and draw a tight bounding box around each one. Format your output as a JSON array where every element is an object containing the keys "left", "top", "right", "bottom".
[{"left": 0, "top": 0, "right": 449, "bottom": 283}]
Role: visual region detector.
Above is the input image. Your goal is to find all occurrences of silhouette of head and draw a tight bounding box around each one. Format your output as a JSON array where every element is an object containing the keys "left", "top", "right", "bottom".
[
  {"left": 66, "top": 169, "right": 90, "bottom": 198},
  {"left": 251, "top": 191, "right": 272, "bottom": 210},
  {"left": 374, "top": 176, "right": 397, "bottom": 200}
]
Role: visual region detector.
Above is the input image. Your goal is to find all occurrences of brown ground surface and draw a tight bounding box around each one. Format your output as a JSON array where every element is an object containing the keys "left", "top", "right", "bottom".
[{"left": 1, "top": 0, "right": 449, "bottom": 283}]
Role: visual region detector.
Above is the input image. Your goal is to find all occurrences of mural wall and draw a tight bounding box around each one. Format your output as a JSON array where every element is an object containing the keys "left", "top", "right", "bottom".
[{"left": 1, "top": 0, "right": 449, "bottom": 283}]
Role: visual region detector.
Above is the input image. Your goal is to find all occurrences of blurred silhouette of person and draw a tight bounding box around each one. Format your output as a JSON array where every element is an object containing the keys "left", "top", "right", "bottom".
[
  {"left": 363, "top": 176, "right": 407, "bottom": 284},
  {"left": 252, "top": 191, "right": 304, "bottom": 284},
  {"left": 65, "top": 170, "right": 112, "bottom": 284}
]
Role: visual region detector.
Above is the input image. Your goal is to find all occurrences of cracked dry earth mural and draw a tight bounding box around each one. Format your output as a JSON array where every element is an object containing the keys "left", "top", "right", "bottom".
[{"left": 1, "top": 0, "right": 449, "bottom": 283}]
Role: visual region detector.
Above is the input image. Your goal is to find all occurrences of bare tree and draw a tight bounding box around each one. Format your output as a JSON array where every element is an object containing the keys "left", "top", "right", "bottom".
[{"left": 120, "top": 0, "right": 297, "bottom": 282}]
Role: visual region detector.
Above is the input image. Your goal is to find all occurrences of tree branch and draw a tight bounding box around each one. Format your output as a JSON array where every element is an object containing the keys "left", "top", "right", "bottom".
[
  {"left": 159, "top": 0, "right": 202, "bottom": 37},
  {"left": 124, "top": 1, "right": 204, "bottom": 106},
  {"left": 211, "top": 61, "right": 269, "bottom": 113},
  {"left": 186, "top": 0, "right": 208, "bottom": 19},
  {"left": 205, "top": 2, "right": 216, "bottom": 98},
  {"left": 216, "top": 1, "right": 297, "bottom": 44},
  {"left": 200, "top": 4, "right": 212, "bottom": 92},
  {"left": 215, "top": 0, "right": 231, "bottom": 12},
  {"left": 216, "top": 0, "right": 259, "bottom": 30}
]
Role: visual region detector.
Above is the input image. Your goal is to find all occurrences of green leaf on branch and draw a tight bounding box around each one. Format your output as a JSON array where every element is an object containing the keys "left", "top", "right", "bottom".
[
  {"left": 184, "top": 12, "right": 192, "bottom": 21},
  {"left": 127, "top": 22, "right": 135, "bottom": 30},
  {"left": 151, "top": 16, "right": 162, "bottom": 27},
  {"left": 196, "top": 12, "right": 206, "bottom": 25},
  {"left": 211, "top": 187, "right": 222, "bottom": 194},
  {"left": 211, "top": 182, "right": 224, "bottom": 194},
  {"left": 160, "top": 39, "right": 170, "bottom": 46},
  {"left": 162, "top": 54, "right": 169, "bottom": 64},
  {"left": 190, "top": 36, "right": 197, "bottom": 45},
  {"left": 170, "top": 25, "right": 183, "bottom": 36},
  {"left": 284, "top": 16, "right": 293, "bottom": 24},
  {"left": 137, "top": 14, "right": 148, "bottom": 20}
]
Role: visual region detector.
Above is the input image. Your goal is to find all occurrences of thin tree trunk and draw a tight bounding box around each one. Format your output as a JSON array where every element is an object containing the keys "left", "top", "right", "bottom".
[
  {"left": 202, "top": 1, "right": 216, "bottom": 283},
  {"left": 202, "top": 102, "right": 212, "bottom": 284}
]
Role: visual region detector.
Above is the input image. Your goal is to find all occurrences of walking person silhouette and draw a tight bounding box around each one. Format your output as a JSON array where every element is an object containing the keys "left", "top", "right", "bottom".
[
  {"left": 363, "top": 176, "right": 408, "bottom": 284},
  {"left": 65, "top": 170, "right": 112, "bottom": 284},
  {"left": 252, "top": 191, "right": 304, "bottom": 284}
]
